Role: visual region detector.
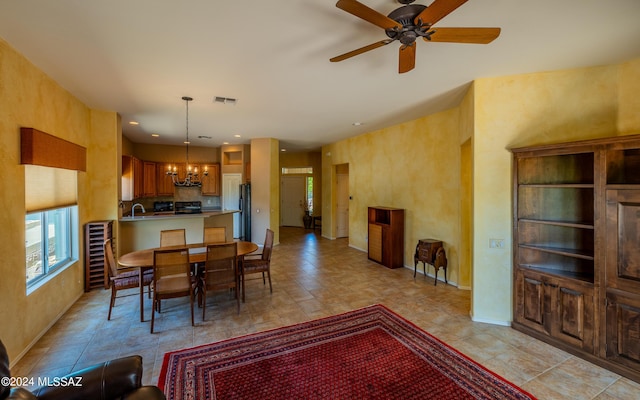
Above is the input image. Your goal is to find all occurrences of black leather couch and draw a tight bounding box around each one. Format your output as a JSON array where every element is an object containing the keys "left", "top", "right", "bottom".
[{"left": 1, "top": 340, "right": 165, "bottom": 400}]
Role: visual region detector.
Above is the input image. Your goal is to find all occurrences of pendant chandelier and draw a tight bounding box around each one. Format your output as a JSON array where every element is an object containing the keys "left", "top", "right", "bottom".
[{"left": 166, "top": 96, "right": 208, "bottom": 187}]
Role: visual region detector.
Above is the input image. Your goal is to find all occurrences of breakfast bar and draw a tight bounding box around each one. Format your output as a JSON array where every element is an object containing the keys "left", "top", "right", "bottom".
[{"left": 119, "top": 210, "right": 238, "bottom": 255}]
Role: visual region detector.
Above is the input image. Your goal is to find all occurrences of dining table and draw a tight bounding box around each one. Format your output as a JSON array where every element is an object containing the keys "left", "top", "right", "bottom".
[{"left": 118, "top": 240, "right": 259, "bottom": 322}]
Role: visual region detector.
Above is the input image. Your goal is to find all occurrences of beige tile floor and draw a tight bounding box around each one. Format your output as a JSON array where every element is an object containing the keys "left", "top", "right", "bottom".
[{"left": 11, "top": 227, "right": 640, "bottom": 399}]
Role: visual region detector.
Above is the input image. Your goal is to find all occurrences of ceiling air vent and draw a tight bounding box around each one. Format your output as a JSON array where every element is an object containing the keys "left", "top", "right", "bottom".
[{"left": 213, "top": 96, "right": 237, "bottom": 105}]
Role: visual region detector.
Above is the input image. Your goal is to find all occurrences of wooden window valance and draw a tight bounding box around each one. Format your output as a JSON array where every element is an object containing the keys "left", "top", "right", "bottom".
[{"left": 21, "top": 127, "right": 86, "bottom": 171}]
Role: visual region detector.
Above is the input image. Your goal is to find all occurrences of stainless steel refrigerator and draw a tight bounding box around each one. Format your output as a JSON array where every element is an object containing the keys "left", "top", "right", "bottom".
[{"left": 239, "top": 183, "right": 251, "bottom": 242}]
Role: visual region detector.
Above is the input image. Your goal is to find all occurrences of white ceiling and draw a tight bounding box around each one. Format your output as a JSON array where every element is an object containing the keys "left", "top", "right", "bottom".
[{"left": 1, "top": 0, "right": 639, "bottom": 152}]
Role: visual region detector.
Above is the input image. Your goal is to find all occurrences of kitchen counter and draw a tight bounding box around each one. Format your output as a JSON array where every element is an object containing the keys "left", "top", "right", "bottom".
[
  {"left": 117, "top": 210, "right": 239, "bottom": 255},
  {"left": 119, "top": 209, "right": 238, "bottom": 222}
]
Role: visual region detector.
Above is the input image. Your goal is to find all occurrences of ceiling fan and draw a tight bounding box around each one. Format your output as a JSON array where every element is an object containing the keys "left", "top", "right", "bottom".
[{"left": 330, "top": 0, "right": 501, "bottom": 73}]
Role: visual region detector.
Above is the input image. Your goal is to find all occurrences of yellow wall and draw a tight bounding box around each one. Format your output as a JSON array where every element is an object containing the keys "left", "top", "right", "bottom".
[
  {"left": 322, "top": 108, "right": 462, "bottom": 284},
  {"left": 471, "top": 61, "right": 640, "bottom": 324},
  {"left": 0, "top": 38, "right": 120, "bottom": 360},
  {"left": 618, "top": 58, "right": 640, "bottom": 133}
]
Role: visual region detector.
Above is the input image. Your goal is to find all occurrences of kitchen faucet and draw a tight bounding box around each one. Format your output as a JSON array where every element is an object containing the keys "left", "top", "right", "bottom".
[{"left": 131, "top": 203, "right": 145, "bottom": 217}]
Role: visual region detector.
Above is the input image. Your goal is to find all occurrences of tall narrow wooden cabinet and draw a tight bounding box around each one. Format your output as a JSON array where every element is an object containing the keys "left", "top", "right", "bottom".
[
  {"left": 511, "top": 134, "right": 640, "bottom": 382},
  {"left": 368, "top": 207, "right": 404, "bottom": 269},
  {"left": 84, "top": 220, "right": 113, "bottom": 291}
]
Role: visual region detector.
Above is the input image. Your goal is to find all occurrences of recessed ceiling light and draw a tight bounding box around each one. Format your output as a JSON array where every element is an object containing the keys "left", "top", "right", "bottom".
[
  {"left": 129, "top": 121, "right": 139, "bottom": 125},
  {"left": 151, "top": 133, "right": 159, "bottom": 137},
  {"left": 234, "top": 134, "right": 241, "bottom": 138},
  {"left": 352, "top": 122, "right": 364, "bottom": 126},
  {"left": 223, "top": 141, "right": 229, "bottom": 145},
  {"left": 281, "top": 148, "right": 287, "bottom": 152},
  {"left": 184, "top": 141, "right": 190, "bottom": 144}
]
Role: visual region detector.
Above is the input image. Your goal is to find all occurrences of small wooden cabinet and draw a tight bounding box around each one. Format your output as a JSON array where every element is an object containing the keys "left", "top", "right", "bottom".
[
  {"left": 368, "top": 207, "right": 404, "bottom": 269},
  {"left": 84, "top": 220, "right": 112, "bottom": 291},
  {"left": 512, "top": 134, "right": 640, "bottom": 383}
]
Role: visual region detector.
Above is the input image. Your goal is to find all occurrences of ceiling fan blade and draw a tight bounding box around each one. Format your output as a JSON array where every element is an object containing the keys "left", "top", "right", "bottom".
[
  {"left": 336, "top": 0, "right": 402, "bottom": 30},
  {"left": 398, "top": 43, "right": 416, "bottom": 74},
  {"left": 425, "top": 27, "right": 501, "bottom": 44},
  {"left": 414, "top": 0, "right": 467, "bottom": 26},
  {"left": 330, "top": 39, "right": 393, "bottom": 62}
]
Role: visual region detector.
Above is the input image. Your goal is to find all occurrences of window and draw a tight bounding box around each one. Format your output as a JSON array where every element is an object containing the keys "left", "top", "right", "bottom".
[
  {"left": 306, "top": 176, "right": 314, "bottom": 215},
  {"left": 25, "top": 206, "right": 78, "bottom": 288}
]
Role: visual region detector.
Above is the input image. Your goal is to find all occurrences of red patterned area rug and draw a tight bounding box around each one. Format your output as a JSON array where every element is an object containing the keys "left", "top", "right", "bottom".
[{"left": 159, "top": 304, "right": 536, "bottom": 400}]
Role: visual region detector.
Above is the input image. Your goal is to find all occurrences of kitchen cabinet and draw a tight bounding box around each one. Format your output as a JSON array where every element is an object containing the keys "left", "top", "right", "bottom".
[
  {"left": 156, "top": 162, "right": 175, "bottom": 196},
  {"left": 511, "top": 134, "right": 640, "bottom": 383},
  {"left": 368, "top": 207, "right": 404, "bottom": 268},
  {"left": 142, "top": 161, "right": 156, "bottom": 197},
  {"left": 201, "top": 163, "right": 220, "bottom": 195},
  {"left": 122, "top": 155, "right": 143, "bottom": 201}
]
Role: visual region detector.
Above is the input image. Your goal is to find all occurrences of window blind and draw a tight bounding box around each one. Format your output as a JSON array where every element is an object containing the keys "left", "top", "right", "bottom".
[{"left": 25, "top": 165, "right": 77, "bottom": 212}]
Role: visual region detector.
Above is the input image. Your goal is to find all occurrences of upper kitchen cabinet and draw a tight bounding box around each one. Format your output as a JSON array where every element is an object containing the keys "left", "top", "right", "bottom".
[
  {"left": 156, "top": 162, "right": 175, "bottom": 196},
  {"left": 200, "top": 163, "right": 220, "bottom": 196},
  {"left": 122, "top": 155, "right": 143, "bottom": 201},
  {"left": 142, "top": 161, "right": 156, "bottom": 197}
]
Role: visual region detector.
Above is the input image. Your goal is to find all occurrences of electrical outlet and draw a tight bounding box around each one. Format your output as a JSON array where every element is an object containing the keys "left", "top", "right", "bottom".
[{"left": 489, "top": 238, "right": 505, "bottom": 248}]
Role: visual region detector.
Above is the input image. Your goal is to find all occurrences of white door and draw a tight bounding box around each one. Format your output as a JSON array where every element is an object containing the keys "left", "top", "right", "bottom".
[
  {"left": 336, "top": 173, "right": 349, "bottom": 237},
  {"left": 281, "top": 176, "right": 306, "bottom": 227},
  {"left": 222, "top": 173, "right": 242, "bottom": 238}
]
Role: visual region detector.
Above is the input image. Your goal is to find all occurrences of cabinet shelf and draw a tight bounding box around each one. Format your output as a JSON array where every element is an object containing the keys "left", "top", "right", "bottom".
[
  {"left": 518, "top": 264, "right": 594, "bottom": 284},
  {"left": 518, "top": 244, "right": 594, "bottom": 260},
  {"left": 519, "top": 183, "right": 594, "bottom": 189},
  {"left": 518, "top": 218, "right": 594, "bottom": 229}
]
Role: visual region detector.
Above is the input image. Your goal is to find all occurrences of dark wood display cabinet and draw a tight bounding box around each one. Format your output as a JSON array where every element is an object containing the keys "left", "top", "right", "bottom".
[
  {"left": 368, "top": 207, "right": 404, "bottom": 269},
  {"left": 511, "top": 134, "right": 640, "bottom": 383}
]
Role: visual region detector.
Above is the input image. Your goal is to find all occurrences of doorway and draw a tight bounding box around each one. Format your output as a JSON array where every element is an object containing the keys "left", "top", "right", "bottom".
[
  {"left": 336, "top": 164, "right": 349, "bottom": 238},
  {"left": 280, "top": 176, "right": 306, "bottom": 227},
  {"left": 222, "top": 173, "right": 242, "bottom": 238}
]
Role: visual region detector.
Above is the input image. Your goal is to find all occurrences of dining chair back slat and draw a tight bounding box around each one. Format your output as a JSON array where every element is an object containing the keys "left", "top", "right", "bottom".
[
  {"left": 160, "top": 229, "right": 186, "bottom": 247},
  {"left": 151, "top": 248, "right": 194, "bottom": 333},
  {"left": 200, "top": 242, "right": 239, "bottom": 317},
  {"left": 203, "top": 227, "right": 226, "bottom": 244}
]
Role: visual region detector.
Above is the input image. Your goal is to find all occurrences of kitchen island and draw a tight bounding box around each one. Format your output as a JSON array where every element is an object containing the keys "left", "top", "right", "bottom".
[{"left": 118, "top": 210, "right": 238, "bottom": 255}]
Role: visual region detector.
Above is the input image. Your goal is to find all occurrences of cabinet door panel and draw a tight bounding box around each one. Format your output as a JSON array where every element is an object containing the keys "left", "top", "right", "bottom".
[
  {"left": 515, "top": 268, "right": 549, "bottom": 335},
  {"left": 606, "top": 190, "right": 640, "bottom": 294},
  {"left": 368, "top": 224, "right": 382, "bottom": 263},
  {"left": 156, "top": 162, "right": 175, "bottom": 196},
  {"left": 142, "top": 161, "right": 156, "bottom": 197},
  {"left": 550, "top": 279, "right": 594, "bottom": 352},
  {"left": 606, "top": 291, "right": 640, "bottom": 371}
]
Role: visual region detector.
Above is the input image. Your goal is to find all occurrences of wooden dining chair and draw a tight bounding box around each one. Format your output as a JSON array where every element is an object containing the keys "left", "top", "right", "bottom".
[
  {"left": 104, "top": 239, "right": 153, "bottom": 320},
  {"left": 151, "top": 248, "right": 195, "bottom": 333},
  {"left": 240, "top": 228, "right": 274, "bottom": 302},
  {"left": 160, "top": 228, "right": 186, "bottom": 247},
  {"left": 199, "top": 242, "right": 239, "bottom": 318},
  {"left": 203, "top": 227, "right": 226, "bottom": 244}
]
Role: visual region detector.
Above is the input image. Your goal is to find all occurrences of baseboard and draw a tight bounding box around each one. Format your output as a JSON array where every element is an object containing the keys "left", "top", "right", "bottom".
[
  {"left": 10, "top": 290, "right": 84, "bottom": 369},
  {"left": 470, "top": 314, "right": 511, "bottom": 327}
]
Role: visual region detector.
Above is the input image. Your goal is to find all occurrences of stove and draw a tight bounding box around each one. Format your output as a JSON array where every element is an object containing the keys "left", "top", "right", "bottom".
[{"left": 174, "top": 201, "right": 202, "bottom": 214}]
